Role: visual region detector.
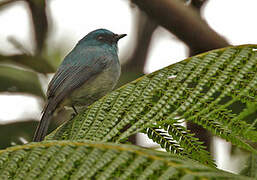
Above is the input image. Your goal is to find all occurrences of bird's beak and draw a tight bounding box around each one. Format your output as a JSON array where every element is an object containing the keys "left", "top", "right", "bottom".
[{"left": 115, "top": 34, "right": 127, "bottom": 41}]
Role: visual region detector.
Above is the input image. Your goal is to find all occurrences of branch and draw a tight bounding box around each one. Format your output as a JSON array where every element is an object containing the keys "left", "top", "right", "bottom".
[
  {"left": 123, "top": 11, "right": 157, "bottom": 72},
  {"left": 0, "top": 0, "right": 21, "bottom": 10},
  {"left": 118, "top": 11, "right": 157, "bottom": 87},
  {"left": 25, "top": 0, "right": 48, "bottom": 54},
  {"left": 191, "top": 0, "right": 208, "bottom": 11},
  {"left": 131, "top": 0, "right": 229, "bottom": 54}
]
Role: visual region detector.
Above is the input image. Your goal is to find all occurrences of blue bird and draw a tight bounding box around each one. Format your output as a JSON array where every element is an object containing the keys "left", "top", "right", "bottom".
[{"left": 33, "top": 29, "right": 126, "bottom": 142}]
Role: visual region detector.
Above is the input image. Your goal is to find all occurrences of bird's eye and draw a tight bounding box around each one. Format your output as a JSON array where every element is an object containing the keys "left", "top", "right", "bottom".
[{"left": 97, "top": 36, "right": 104, "bottom": 40}]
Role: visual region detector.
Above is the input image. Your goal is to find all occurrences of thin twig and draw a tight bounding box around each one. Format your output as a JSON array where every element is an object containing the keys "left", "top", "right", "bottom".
[{"left": 0, "top": 0, "right": 21, "bottom": 9}]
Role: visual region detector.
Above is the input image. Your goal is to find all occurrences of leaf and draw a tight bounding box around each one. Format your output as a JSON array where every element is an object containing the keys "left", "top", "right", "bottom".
[
  {"left": 0, "top": 54, "right": 55, "bottom": 74},
  {"left": 240, "top": 154, "right": 257, "bottom": 178},
  {"left": 0, "top": 141, "right": 250, "bottom": 180},
  {"left": 0, "top": 65, "right": 45, "bottom": 97},
  {"left": 0, "top": 119, "right": 62, "bottom": 149},
  {"left": 145, "top": 123, "right": 215, "bottom": 166},
  {"left": 0, "top": 120, "right": 37, "bottom": 149},
  {"left": 48, "top": 45, "right": 257, "bottom": 164}
]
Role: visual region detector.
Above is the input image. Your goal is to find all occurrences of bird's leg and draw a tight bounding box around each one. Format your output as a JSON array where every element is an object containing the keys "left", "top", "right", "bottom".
[
  {"left": 71, "top": 105, "right": 78, "bottom": 118},
  {"left": 72, "top": 105, "right": 78, "bottom": 114}
]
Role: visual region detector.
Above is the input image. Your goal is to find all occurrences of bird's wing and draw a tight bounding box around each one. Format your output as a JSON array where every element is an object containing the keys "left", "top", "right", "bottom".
[
  {"left": 47, "top": 65, "right": 81, "bottom": 98},
  {"left": 46, "top": 48, "right": 111, "bottom": 108}
]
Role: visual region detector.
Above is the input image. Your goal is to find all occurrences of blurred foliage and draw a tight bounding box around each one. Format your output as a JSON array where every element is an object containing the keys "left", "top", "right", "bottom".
[
  {"left": 240, "top": 154, "right": 257, "bottom": 178},
  {"left": 0, "top": 0, "right": 55, "bottom": 97},
  {"left": 0, "top": 65, "right": 44, "bottom": 97},
  {"left": 0, "top": 0, "right": 61, "bottom": 149},
  {"left": 0, "top": 119, "right": 59, "bottom": 149},
  {"left": 0, "top": 120, "right": 37, "bottom": 149},
  {"left": 0, "top": 54, "right": 55, "bottom": 74}
]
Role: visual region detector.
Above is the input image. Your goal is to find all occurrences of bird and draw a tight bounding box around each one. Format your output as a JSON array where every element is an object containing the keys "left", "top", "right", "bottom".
[{"left": 33, "top": 29, "right": 126, "bottom": 142}]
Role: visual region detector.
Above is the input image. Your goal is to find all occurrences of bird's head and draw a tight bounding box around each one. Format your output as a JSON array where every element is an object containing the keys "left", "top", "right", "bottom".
[{"left": 78, "top": 29, "right": 126, "bottom": 51}]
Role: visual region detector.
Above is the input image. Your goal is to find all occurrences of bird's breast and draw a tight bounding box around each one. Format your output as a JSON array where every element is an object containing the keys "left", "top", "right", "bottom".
[{"left": 67, "top": 60, "right": 121, "bottom": 107}]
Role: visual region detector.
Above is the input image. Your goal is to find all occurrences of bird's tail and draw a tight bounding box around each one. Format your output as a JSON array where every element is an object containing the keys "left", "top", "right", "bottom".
[{"left": 33, "top": 103, "right": 54, "bottom": 142}]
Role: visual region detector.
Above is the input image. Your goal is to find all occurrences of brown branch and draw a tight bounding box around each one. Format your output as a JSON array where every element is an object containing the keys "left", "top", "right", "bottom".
[
  {"left": 191, "top": 0, "right": 208, "bottom": 11},
  {"left": 7, "top": 36, "right": 31, "bottom": 55},
  {"left": 132, "top": 0, "right": 229, "bottom": 54},
  {"left": 25, "top": 0, "right": 48, "bottom": 54},
  {"left": 118, "top": 11, "right": 157, "bottom": 87},
  {"left": 123, "top": 11, "right": 157, "bottom": 72}
]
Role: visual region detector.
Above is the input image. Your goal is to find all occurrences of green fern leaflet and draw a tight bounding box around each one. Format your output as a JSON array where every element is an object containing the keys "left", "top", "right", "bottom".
[
  {"left": 0, "top": 141, "right": 251, "bottom": 180},
  {"left": 47, "top": 45, "right": 257, "bottom": 166}
]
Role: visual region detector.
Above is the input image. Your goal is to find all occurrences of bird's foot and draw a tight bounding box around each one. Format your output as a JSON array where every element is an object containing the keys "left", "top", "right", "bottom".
[
  {"left": 71, "top": 113, "right": 77, "bottom": 119},
  {"left": 72, "top": 105, "right": 78, "bottom": 115},
  {"left": 71, "top": 105, "right": 78, "bottom": 119}
]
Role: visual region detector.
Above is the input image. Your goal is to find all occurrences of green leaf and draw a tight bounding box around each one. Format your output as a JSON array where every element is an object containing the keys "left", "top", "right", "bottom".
[
  {"left": 0, "top": 54, "right": 55, "bottom": 74},
  {"left": 48, "top": 45, "right": 257, "bottom": 165},
  {"left": 145, "top": 123, "right": 215, "bottom": 166},
  {"left": 0, "top": 119, "right": 61, "bottom": 149},
  {"left": 240, "top": 154, "right": 257, "bottom": 178},
  {"left": 0, "top": 65, "right": 45, "bottom": 97},
  {"left": 0, "top": 141, "right": 250, "bottom": 180},
  {"left": 0, "top": 120, "right": 37, "bottom": 149}
]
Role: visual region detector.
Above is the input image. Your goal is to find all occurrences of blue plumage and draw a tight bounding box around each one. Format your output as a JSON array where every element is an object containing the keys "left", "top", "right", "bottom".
[{"left": 33, "top": 29, "right": 126, "bottom": 141}]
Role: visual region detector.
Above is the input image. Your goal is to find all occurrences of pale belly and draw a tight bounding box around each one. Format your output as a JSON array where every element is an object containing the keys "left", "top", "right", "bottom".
[{"left": 65, "top": 62, "right": 120, "bottom": 107}]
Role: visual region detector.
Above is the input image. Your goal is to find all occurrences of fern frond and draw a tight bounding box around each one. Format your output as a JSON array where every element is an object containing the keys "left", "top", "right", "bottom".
[
  {"left": 146, "top": 127, "right": 183, "bottom": 154},
  {"left": 48, "top": 45, "right": 257, "bottom": 161},
  {"left": 146, "top": 122, "right": 215, "bottom": 166},
  {"left": 0, "top": 141, "right": 251, "bottom": 180}
]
